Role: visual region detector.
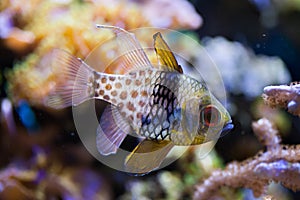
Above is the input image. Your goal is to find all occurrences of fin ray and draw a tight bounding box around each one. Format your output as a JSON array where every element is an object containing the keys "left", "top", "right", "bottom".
[
  {"left": 96, "top": 25, "right": 151, "bottom": 73},
  {"left": 96, "top": 104, "right": 132, "bottom": 155},
  {"left": 125, "top": 140, "right": 174, "bottom": 174},
  {"left": 46, "top": 49, "right": 94, "bottom": 109},
  {"left": 153, "top": 32, "right": 183, "bottom": 73}
]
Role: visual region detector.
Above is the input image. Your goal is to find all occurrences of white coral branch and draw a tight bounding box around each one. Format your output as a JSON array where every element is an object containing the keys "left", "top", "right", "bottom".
[
  {"left": 254, "top": 160, "right": 300, "bottom": 192},
  {"left": 193, "top": 118, "right": 300, "bottom": 200},
  {"left": 263, "top": 82, "right": 300, "bottom": 116},
  {"left": 252, "top": 118, "right": 281, "bottom": 150}
]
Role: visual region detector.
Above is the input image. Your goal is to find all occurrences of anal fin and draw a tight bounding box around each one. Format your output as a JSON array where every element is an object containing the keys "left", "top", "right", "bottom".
[
  {"left": 96, "top": 104, "right": 132, "bottom": 155},
  {"left": 125, "top": 140, "right": 174, "bottom": 175}
]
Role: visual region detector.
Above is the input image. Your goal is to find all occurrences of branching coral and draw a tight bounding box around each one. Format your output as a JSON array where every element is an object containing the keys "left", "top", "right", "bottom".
[
  {"left": 263, "top": 82, "right": 300, "bottom": 116},
  {"left": 193, "top": 118, "right": 300, "bottom": 200}
]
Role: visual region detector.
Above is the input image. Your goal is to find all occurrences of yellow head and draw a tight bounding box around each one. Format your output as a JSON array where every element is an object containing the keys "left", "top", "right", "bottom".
[{"left": 171, "top": 91, "right": 233, "bottom": 146}]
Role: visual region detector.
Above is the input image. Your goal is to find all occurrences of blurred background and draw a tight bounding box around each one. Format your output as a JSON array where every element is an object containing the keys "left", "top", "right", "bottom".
[{"left": 0, "top": 0, "right": 300, "bottom": 199}]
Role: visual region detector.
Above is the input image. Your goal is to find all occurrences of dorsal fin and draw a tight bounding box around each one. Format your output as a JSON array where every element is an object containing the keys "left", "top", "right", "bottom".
[
  {"left": 96, "top": 25, "right": 151, "bottom": 74},
  {"left": 153, "top": 32, "right": 183, "bottom": 73}
]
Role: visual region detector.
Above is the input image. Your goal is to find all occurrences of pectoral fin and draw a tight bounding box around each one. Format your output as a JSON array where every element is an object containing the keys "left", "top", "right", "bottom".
[
  {"left": 153, "top": 32, "right": 183, "bottom": 73},
  {"left": 125, "top": 140, "right": 174, "bottom": 175},
  {"left": 96, "top": 104, "right": 132, "bottom": 155}
]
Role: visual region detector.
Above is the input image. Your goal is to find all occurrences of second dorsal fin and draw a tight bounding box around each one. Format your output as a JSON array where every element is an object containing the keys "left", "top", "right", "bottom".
[{"left": 153, "top": 32, "right": 183, "bottom": 73}]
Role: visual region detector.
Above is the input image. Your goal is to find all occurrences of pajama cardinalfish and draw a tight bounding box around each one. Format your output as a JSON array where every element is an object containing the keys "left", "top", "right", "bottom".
[{"left": 47, "top": 25, "right": 233, "bottom": 174}]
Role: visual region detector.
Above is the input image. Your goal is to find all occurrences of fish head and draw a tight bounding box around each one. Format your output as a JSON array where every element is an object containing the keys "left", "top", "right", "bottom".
[{"left": 180, "top": 92, "right": 233, "bottom": 145}]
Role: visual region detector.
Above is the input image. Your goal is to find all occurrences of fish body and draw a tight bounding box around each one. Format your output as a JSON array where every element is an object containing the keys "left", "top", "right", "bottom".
[
  {"left": 91, "top": 68, "right": 209, "bottom": 145},
  {"left": 47, "top": 25, "right": 233, "bottom": 174}
]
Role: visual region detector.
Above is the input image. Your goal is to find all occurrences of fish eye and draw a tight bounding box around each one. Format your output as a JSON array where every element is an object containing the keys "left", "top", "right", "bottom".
[{"left": 200, "top": 105, "right": 221, "bottom": 127}]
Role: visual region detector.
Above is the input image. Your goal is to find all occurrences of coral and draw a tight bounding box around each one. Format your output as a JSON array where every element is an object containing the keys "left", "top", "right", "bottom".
[
  {"left": 263, "top": 82, "right": 300, "bottom": 116},
  {"left": 252, "top": 117, "right": 281, "bottom": 150},
  {"left": 158, "top": 171, "right": 184, "bottom": 200},
  {"left": 193, "top": 118, "right": 300, "bottom": 200},
  {"left": 254, "top": 160, "right": 300, "bottom": 192},
  {"left": 4, "top": 0, "right": 202, "bottom": 106},
  {"left": 135, "top": 0, "right": 202, "bottom": 29},
  {"left": 120, "top": 179, "right": 162, "bottom": 200},
  {"left": 0, "top": 150, "right": 111, "bottom": 200},
  {"left": 0, "top": 98, "right": 111, "bottom": 199}
]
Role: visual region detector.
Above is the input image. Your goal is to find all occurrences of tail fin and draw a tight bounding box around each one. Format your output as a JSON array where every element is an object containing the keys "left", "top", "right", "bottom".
[{"left": 46, "top": 49, "right": 95, "bottom": 109}]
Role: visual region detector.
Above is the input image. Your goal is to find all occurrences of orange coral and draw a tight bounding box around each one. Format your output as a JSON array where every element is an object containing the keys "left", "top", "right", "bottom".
[{"left": 5, "top": 0, "right": 202, "bottom": 107}]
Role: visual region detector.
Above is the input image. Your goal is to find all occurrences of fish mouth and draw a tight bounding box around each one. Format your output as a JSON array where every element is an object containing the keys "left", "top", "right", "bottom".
[{"left": 220, "top": 120, "right": 234, "bottom": 137}]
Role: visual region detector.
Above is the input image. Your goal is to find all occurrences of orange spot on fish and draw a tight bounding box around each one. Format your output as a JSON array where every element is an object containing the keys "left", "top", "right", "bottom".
[
  {"left": 139, "top": 71, "right": 146, "bottom": 76},
  {"left": 127, "top": 102, "right": 136, "bottom": 111},
  {"left": 125, "top": 79, "right": 131, "bottom": 85},
  {"left": 141, "top": 90, "right": 148, "bottom": 97},
  {"left": 120, "top": 91, "right": 127, "bottom": 99},
  {"left": 139, "top": 100, "right": 146, "bottom": 107},
  {"left": 99, "top": 90, "right": 105, "bottom": 95},
  {"left": 135, "top": 80, "right": 142, "bottom": 86},
  {"left": 105, "top": 84, "right": 112, "bottom": 90},
  {"left": 111, "top": 90, "right": 117, "bottom": 96},
  {"left": 131, "top": 90, "right": 138, "bottom": 98},
  {"left": 101, "top": 77, "right": 107, "bottom": 84},
  {"left": 145, "top": 77, "right": 150, "bottom": 84},
  {"left": 103, "top": 95, "right": 110, "bottom": 101},
  {"left": 115, "top": 82, "right": 122, "bottom": 89}
]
